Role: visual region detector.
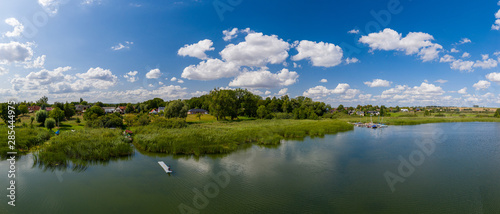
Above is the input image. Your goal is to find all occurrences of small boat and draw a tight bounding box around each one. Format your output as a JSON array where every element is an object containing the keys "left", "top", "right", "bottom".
[
  {"left": 158, "top": 161, "right": 172, "bottom": 173},
  {"left": 377, "top": 124, "right": 388, "bottom": 128},
  {"left": 372, "top": 125, "right": 378, "bottom": 129}
]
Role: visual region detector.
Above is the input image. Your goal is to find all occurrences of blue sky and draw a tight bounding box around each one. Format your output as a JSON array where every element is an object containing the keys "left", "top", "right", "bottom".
[{"left": 0, "top": 0, "right": 500, "bottom": 107}]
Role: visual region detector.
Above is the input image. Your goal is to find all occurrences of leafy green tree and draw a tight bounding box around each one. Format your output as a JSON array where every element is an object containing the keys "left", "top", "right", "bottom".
[
  {"left": 196, "top": 113, "right": 202, "bottom": 121},
  {"left": 83, "top": 106, "right": 105, "bottom": 121},
  {"left": 30, "top": 116, "right": 35, "bottom": 125},
  {"left": 494, "top": 108, "right": 500, "bottom": 118},
  {"left": 146, "top": 98, "right": 165, "bottom": 110},
  {"left": 257, "top": 105, "right": 268, "bottom": 119},
  {"left": 54, "top": 102, "right": 64, "bottom": 110},
  {"left": 94, "top": 101, "right": 104, "bottom": 107},
  {"left": 424, "top": 110, "right": 431, "bottom": 117},
  {"left": 19, "top": 104, "right": 29, "bottom": 115},
  {"left": 165, "top": 100, "right": 188, "bottom": 118},
  {"left": 64, "top": 102, "right": 76, "bottom": 120},
  {"left": 45, "top": 118, "right": 56, "bottom": 130},
  {"left": 37, "top": 96, "right": 49, "bottom": 105},
  {"left": 136, "top": 113, "right": 150, "bottom": 126},
  {"left": 337, "top": 104, "right": 347, "bottom": 114},
  {"left": 209, "top": 89, "right": 238, "bottom": 120},
  {"left": 125, "top": 103, "right": 134, "bottom": 113},
  {"left": 49, "top": 107, "right": 65, "bottom": 123},
  {"left": 281, "top": 95, "right": 292, "bottom": 113},
  {"left": 235, "top": 88, "right": 260, "bottom": 117},
  {"left": 380, "top": 105, "right": 386, "bottom": 116},
  {"left": 35, "top": 110, "right": 48, "bottom": 125}
]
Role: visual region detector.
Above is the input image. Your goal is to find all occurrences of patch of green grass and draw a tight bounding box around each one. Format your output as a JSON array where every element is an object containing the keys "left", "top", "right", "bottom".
[
  {"left": 35, "top": 128, "right": 133, "bottom": 166},
  {"left": 0, "top": 127, "right": 51, "bottom": 158},
  {"left": 132, "top": 119, "right": 353, "bottom": 156}
]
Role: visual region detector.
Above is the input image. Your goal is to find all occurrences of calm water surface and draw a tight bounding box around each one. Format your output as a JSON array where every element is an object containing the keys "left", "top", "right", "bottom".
[{"left": 1, "top": 122, "right": 500, "bottom": 213}]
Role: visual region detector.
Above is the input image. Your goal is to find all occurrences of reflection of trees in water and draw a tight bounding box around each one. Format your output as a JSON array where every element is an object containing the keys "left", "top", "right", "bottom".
[{"left": 33, "top": 154, "right": 133, "bottom": 172}]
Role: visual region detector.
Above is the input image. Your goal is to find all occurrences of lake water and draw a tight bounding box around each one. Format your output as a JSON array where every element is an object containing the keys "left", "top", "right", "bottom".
[{"left": 1, "top": 122, "right": 500, "bottom": 213}]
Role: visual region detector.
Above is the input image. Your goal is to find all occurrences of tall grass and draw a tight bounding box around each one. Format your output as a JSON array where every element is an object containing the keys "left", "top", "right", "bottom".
[
  {"left": 35, "top": 129, "right": 133, "bottom": 166},
  {"left": 0, "top": 127, "right": 51, "bottom": 158},
  {"left": 132, "top": 119, "right": 353, "bottom": 156}
]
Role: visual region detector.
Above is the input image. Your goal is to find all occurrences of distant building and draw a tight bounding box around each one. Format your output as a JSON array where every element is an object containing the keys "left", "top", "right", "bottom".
[
  {"left": 356, "top": 111, "right": 365, "bottom": 116},
  {"left": 102, "top": 107, "right": 116, "bottom": 114},
  {"left": 149, "top": 109, "right": 158, "bottom": 114},
  {"left": 401, "top": 109, "right": 409, "bottom": 112},
  {"left": 45, "top": 107, "right": 54, "bottom": 111},
  {"left": 75, "top": 105, "right": 92, "bottom": 112},
  {"left": 27, "top": 106, "right": 41, "bottom": 113},
  {"left": 187, "top": 109, "right": 208, "bottom": 115},
  {"left": 158, "top": 107, "right": 165, "bottom": 112},
  {"left": 115, "top": 106, "right": 127, "bottom": 114}
]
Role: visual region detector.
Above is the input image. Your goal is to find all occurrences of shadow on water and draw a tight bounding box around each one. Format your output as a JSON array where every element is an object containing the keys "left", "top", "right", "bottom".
[{"left": 32, "top": 152, "right": 133, "bottom": 172}]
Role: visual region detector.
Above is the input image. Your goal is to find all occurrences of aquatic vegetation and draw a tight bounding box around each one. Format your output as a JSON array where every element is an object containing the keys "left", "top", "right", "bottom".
[
  {"left": 132, "top": 119, "right": 353, "bottom": 155},
  {"left": 35, "top": 129, "right": 133, "bottom": 166},
  {"left": 0, "top": 127, "right": 51, "bottom": 158}
]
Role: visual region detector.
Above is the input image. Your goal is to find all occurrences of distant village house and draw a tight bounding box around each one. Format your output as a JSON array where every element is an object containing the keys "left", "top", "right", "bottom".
[{"left": 28, "top": 106, "right": 41, "bottom": 113}]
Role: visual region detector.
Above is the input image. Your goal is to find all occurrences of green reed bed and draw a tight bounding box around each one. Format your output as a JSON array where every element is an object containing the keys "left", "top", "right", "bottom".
[
  {"left": 35, "top": 129, "right": 133, "bottom": 166},
  {"left": 0, "top": 127, "right": 51, "bottom": 158},
  {"left": 132, "top": 119, "right": 353, "bottom": 156}
]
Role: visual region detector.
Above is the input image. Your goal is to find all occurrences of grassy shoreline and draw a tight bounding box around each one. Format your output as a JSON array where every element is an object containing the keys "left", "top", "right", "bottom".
[
  {"left": 132, "top": 119, "right": 354, "bottom": 156},
  {"left": 2, "top": 116, "right": 500, "bottom": 165}
]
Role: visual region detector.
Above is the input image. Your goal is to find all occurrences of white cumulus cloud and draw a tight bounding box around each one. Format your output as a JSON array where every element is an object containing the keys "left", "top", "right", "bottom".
[
  {"left": 364, "top": 79, "right": 392, "bottom": 87},
  {"left": 220, "top": 32, "right": 290, "bottom": 67},
  {"left": 359, "top": 28, "right": 442, "bottom": 62},
  {"left": 182, "top": 59, "right": 239, "bottom": 80},
  {"left": 486, "top": 72, "right": 500, "bottom": 83},
  {"left": 4, "top": 18, "right": 24, "bottom": 37},
  {"left": 146, "top": 68, "right": 162, "bottom": 79},
  {"left": 178, "top": 39, "right": 215, "bottom": 60},
  {"left": 123, "top": 71, "right": 138, "bottom": 82},
  {"left": 228, "top": 68, "right": 298, "bottom": 88},
  {"left": 473, "top": 80, "right": 491, "bottom": 90},
  {"left": 0, "top": 42, "right": 33, "bottom": 64},
  {"left": 492, "top": 9, "right": 500, "bottom": 30},
  {"left": 292, "top": 40, "right": 343, "bottom": 67},
  {"left": 458, "top": 87, "right": 467, "bottom": 94}
]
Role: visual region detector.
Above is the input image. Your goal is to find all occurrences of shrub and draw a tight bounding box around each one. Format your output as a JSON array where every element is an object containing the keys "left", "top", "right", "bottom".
[
  {"left": 434, "top": 113, "right": 445, "bottom": 117},
  {"left": 35, "top": 110, "right": 48, "bottom": 125},
  {"left": 274, "top": 113, "right": 293, "bottom": 119},
  {"left": 151, "top": 117, "right": 187, "bottom": 128},
  {"left": 45, "top": 118, "right": 56, "bottom": 130}
]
